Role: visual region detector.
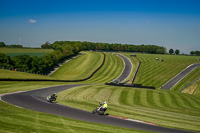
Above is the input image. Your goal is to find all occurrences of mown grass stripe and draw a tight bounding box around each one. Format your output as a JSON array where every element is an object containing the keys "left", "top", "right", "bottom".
[
  {"left": 168, "top": 92, "right": 189, "bottom": 109},
  {"left": 146, "top": 90, "right": 157, "bottom": 107},
  {"left": 158, "top": 91, "right": 169, "bottom": 108},
  {"left": 182, "top": 94, "right": 200, "bottom": 109},
  {"left": 133, "top": 90, "right": 141, "bottom": 105},
  {"left": 139, "top": 90, "right": 149, "bottom": 106},
  {"left": 126, "top": 89, "right": 135, "bottom": 106},
  {"left": 176, "top": 92, "right": 198, "bottom": 109},
  {"left": 109, "top": 87, "right": 122, "bottom": 105},
  {"left": 119, "top": 89, "right": 129, "bottom": 105}
]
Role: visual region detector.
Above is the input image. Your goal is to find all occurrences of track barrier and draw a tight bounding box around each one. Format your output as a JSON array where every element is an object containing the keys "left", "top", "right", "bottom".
[{"left": 105, "top": 82, "right": 155, "bottom": 90}]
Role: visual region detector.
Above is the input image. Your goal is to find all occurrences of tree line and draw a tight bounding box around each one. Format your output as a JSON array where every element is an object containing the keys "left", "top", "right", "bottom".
[
  {"left": 190, "top": 51, "right": 200, "bottom": 56},
  {"left": 41, "top": 41, "right": 167, "bottom": 54},
  {"left": 0, "top": 42, "right": 23, "bottom": 48}
]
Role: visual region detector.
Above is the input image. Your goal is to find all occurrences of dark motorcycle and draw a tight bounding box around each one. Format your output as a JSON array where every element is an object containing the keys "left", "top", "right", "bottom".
[
  {"left": 92, "top": 105, "right": 106, "bottom": 115},
  {"left": 47, "top": 96, "right": 56, "bottom": 103}
]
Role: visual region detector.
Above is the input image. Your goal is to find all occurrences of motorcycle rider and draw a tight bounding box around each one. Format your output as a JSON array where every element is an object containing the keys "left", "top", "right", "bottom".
[
  {"left": 50, "top": 93, "right": 57, "bottom": 100},
  {"left": 100, "top": 101, "right": 108, "bottom": 112}
]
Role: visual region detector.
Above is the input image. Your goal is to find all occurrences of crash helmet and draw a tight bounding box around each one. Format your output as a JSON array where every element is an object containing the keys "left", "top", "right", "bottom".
[{"left": 103, "top": 101, "right": 107, "bottom": 104}]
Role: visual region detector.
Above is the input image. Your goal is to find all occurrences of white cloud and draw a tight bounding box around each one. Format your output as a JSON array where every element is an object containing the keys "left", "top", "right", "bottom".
[{"left": 29, "top": 19, "right": 37, "bottom": 23}]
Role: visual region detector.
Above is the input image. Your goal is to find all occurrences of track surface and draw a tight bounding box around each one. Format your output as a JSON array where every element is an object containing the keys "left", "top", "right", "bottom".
[
  {"left": 161, "top": 63, "right": 200, "bottom": 90},
  {"left": 114, "top": 54, "right": 132, "bottom": 82},
  {"left": 1, "top": 54, "right": 196, "bottom": 133}
]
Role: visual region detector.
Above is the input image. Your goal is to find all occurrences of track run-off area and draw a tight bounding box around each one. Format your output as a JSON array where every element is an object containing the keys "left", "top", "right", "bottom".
[{"left": 1, "top": 53, "right": 199, "bottom": 133}]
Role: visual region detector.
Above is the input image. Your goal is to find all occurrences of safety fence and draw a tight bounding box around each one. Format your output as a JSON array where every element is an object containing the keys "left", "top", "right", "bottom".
[
  {"left": 105, "top": 82, "right": 155, "bottom": 90},
  {"left": 131, "top": 61, "right": 141, "bottom": 84}
]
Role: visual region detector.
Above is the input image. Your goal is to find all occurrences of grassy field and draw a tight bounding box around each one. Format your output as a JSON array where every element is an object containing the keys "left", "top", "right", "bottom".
[
  {"left": 0, "top": 48, "right": 53, "bottom": 57},
  {"left": 50, "top": 51, "right": 104, "bottom": 80},
  {"left": 1, "top": 51, "right": 200, "bottom": 133},
  {"left": 57, "top": 84, "right": 200, "bottom": 132},
  {"left": 130, "top": 53, "right": 200, "bottom": 89}
]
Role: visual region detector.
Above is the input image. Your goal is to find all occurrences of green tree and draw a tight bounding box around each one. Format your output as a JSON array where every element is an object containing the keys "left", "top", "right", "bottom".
[
  {"left": 62, "top": 44, "right": 73, "bottom": 56},
  {"left": 194, "top": 51, "right": 200, "bottom": 56},
  {"left": 156, "top": 48, "right": 164, "bottom": 54},
  {"left": 190, "top": 51, "right": 195, "bottom": 55},
  {"left": 12, "top": 55, "right": 32, "bottom": 71},
  {"left": 175, "top": 49, "right": 180, "bottom": 55},
  {"left": 0, "top": 42, "right": 6, "bottom": 47},
  {"left": 0, "top": 53, "right": 13, "bottom": 68},
  {"left": 169, "top": 49, "right": 174, "bottom": 54},
  {"left": 41, "top": 41, "right": 51, "bottom": 49}
]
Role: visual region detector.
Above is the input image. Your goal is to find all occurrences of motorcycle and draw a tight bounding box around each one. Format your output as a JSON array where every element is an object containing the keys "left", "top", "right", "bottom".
[
  {"left": 47, "top": 96, "right": 56, "bottom": 103},
  {"left": 92, "top": 105, "right": 106, "bottom": 115}
]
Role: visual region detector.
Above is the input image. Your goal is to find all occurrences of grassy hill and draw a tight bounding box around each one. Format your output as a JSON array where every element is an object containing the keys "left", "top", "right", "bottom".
[
  {"left": 50, "top": 51, "right": 105, "bottom": 80},
  {"left": 1, "top": 51, "right": 200, "bottom": 132},
  {"left": 0, "top": 48, "right": 53, "bottom": 57},
  {"left": 50, "top": 52, "right": 125, "bottom": 83},
  {"left": 128, "top": 53, "right": 199, "bottom": 89}
]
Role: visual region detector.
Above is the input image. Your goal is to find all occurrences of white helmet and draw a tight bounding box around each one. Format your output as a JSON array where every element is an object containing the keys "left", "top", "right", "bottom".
[{"left": 104, "top": 101, "right": 107, "bottom": 104}]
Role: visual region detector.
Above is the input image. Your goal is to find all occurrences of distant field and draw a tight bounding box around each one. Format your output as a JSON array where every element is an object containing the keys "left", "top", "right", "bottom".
[
  {"left": 0, "top": 69, "right": 54, "bottom": 80},
  {"left": 0, "top": 48, "right": 53, "bottom": 57},
  {"left": 5, "top": 53, "right": 48, "bottom": 57},
  {"left": 131, "top": 54, "right": 199, "bottom": 89},
  {"left": 57, "top": 84, "right": 200, "bottom": 132}
]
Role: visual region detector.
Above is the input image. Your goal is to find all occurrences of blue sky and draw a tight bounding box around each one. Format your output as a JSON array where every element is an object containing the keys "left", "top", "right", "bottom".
[{"left": 0, "top": 0, "right": 200, "bottom": 54}]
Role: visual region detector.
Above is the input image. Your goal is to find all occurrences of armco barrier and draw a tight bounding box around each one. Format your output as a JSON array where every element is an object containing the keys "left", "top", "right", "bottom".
[
  {"left": 105, "top": 82, "right": 155, "bottom": 90},
  {"left": 0, "top": 53, "right": 106, "bottom": 82},
  {"left": 131, "top": 61, "right": 141, "bottom": 84}
]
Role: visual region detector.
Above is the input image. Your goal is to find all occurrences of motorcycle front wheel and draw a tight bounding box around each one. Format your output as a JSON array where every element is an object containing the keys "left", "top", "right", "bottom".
[{"left": 92, "top": 108, "right": 98, "bottom": 114}]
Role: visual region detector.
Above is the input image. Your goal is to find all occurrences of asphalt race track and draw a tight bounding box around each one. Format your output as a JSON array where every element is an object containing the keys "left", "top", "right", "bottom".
[
  {"left": 1, "top": 54, "right": 196, "bottom": 133},
  {"left": 114, "top": 54, "right": 132, "bottom": 82},
  {"left": 161, "top": 63, "right": 200, "bottom": 90}
]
